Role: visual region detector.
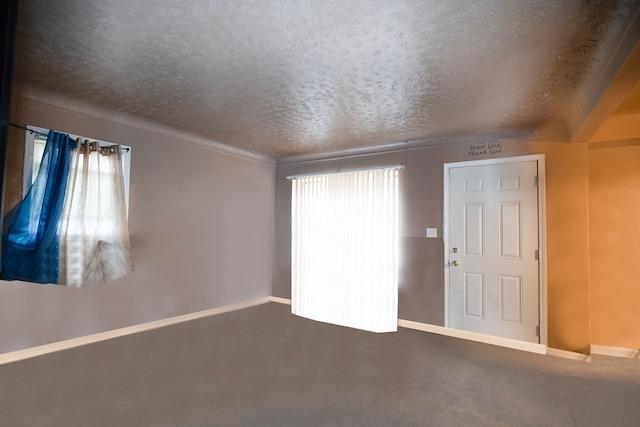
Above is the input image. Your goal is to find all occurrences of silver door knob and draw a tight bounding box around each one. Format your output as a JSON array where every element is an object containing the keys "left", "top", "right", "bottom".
[{"left": 451, "top": 260, "right": 459, "bottom": 267}]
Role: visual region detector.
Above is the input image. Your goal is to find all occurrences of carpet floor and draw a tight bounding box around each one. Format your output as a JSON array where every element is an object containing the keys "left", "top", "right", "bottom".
[{"left": 1, "top": 302, "right": 639, "bottom": 426}]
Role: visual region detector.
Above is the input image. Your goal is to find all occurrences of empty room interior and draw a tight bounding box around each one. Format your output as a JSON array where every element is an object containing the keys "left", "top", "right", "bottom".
[{"left": 1, "top": 1, "right": 640, "bottom": 425}]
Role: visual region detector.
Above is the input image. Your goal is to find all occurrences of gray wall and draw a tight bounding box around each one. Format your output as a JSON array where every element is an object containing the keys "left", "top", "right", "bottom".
[
  {"left": 273, "top": 138, "right": 593, "bottom": 354},
  {"left": 0, "top": 94, "right": 275, "bottom": 354},
  {"left": 3, "top": 93, "right": 595, "bottom": 353},
  {"left": 274, "top": 142, "right": 474, "bottom": 326}
]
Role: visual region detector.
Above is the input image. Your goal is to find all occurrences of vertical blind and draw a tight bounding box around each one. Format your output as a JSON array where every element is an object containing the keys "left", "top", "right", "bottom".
[{"left": 291, "top": 166, "right": 401, "bottom": 333}]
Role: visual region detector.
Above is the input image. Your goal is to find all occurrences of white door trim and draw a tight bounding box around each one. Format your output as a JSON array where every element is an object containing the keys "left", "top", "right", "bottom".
[{"left": 443, "top": 154, "right": 547, "bottom": 346}]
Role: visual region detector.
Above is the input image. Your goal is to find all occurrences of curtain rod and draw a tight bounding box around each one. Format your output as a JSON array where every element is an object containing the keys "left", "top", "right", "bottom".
[
  {"left": 10, "top": 122, "right": 48, "bottom": 137},
  {"left": 286, "top": 164, "right": 404, "bottom": 180},
  {"left": 9, "top": 122, "right": 130, "bottom": 152}
]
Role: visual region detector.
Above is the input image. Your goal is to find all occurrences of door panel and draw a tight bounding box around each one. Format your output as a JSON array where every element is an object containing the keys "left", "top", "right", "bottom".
[
  {"left": 448, "top": 160, "right": 539, "bottom": 343},
  {"left": 464, "top": 203, "right": 484, "bottom": 256},
  {"left": 498, "top": 202, "right": 521, "bottom": 259},
  {"left": 464, "top": 272, "right": 484, "bottom": 318},
  {"left": 499, "top": 275, "right": 522, "bottom": 324}
]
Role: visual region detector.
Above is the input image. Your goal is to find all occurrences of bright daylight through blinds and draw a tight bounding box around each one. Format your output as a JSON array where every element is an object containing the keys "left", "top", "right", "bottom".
[{"left": 291, "top": 166, "right": 401, "bottom": 333}]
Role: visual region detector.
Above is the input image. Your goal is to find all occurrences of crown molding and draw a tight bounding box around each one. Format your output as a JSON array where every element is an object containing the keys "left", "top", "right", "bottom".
[
  {"left": 277, "top": 130, "right": 532, "bottom": 165},
  {"left": 11, "top": 84, "right": 276, "bottom": 165}
]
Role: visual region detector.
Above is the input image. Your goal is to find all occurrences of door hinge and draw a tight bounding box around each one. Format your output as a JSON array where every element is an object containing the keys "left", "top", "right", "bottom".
[
  {"left": 534, "top": 249, "right": 539, "bottom": 260},
  {"left": 536, "top": 325, "right": 540, "bottom": 337},
  {"left": 534, "top": 176, "right": 539, "bottom": 186}
]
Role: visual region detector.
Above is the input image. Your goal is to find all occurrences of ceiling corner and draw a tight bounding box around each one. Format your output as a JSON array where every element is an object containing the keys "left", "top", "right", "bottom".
[{"left": 571, "top": 7, "right": 640, "bottom": 143}]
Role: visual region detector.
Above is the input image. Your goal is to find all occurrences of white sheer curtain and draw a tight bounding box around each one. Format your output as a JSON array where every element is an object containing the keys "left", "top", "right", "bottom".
[
  {"left": 58, "top": 140, "right": 133, "bottom": 287},
  {"left": 291, "top": 167, "right": 400, "bottom": 333}
]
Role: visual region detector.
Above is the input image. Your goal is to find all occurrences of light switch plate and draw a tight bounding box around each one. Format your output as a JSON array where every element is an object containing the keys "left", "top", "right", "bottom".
[{"left": 426, "top": 228, "right": 437, "bottom": 238}]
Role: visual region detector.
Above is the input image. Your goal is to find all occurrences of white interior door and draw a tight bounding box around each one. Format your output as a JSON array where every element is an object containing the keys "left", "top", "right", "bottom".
[{"left": 447, "top": 160, "right": 540, "bottom": 343}]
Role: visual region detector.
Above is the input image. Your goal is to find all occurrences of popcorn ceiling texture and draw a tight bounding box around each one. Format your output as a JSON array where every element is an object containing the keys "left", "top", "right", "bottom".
[{"left": 12, "top": 0, "right": 640, "bottom": 160}]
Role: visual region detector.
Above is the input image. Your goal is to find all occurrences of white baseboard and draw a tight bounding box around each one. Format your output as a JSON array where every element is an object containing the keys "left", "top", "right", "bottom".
[
  {"left": 397, "top": 319, "right": 547, "bottom": 355},
  {"left": 546, "top": 347, "right": 592, "bottom": 362},
  {"left": 4, "top": 295, "right": 600, "bottom": 365},
  {"left": 269, "top": 296, "right": 292, "bottom": 305},
  {"left": 0, "top": 297, "right": 272, "bottom": 366},
  {"left": 268, "top": 298, "right": 547, "bottom": 355},
  {"left": 591, "top": 344, "right": 640, "bottom": 359}
]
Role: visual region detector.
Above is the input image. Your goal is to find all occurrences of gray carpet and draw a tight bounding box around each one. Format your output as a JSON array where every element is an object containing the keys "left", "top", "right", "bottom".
[{"left": 1, "top": 302, "right": 639, "bottom": 426}]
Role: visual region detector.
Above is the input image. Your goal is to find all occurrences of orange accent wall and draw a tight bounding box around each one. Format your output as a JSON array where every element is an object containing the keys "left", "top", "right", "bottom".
[
  {"left": 532, "top": 141, "right": 592, "bottom": 353},
  {"left": 588, "top": 141, "right": 640, "bottom": 348}
]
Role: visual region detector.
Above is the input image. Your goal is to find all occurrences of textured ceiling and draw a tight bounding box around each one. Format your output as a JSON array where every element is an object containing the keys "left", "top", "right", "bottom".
[{"left": 12, "top": 0, "right": 640, "bottom": 161}]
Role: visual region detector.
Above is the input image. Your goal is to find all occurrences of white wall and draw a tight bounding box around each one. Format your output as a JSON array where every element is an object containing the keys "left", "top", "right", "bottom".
[{"left": 0, "top": 94, "right": 275, "bottom": 354}]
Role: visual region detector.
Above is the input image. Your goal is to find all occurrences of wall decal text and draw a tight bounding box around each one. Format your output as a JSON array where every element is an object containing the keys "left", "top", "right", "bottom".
[{"left": 468, "top": 142, "right": 503, "bottom": 157}]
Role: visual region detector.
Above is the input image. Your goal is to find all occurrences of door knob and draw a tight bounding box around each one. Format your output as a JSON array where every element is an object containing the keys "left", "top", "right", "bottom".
[{"left": 451, "top": 260, "right": 459, "bottom": 267}]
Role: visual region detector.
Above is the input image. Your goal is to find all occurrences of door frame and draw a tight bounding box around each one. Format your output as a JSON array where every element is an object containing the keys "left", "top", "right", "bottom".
[{"left": 443, "top": 154, "right": 547, "bottom": 347}]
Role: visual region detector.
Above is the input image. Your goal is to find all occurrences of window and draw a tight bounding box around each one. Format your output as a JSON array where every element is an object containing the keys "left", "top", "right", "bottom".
[{"left": 3, "top": 125, "right": 135, "bottom": 286}]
